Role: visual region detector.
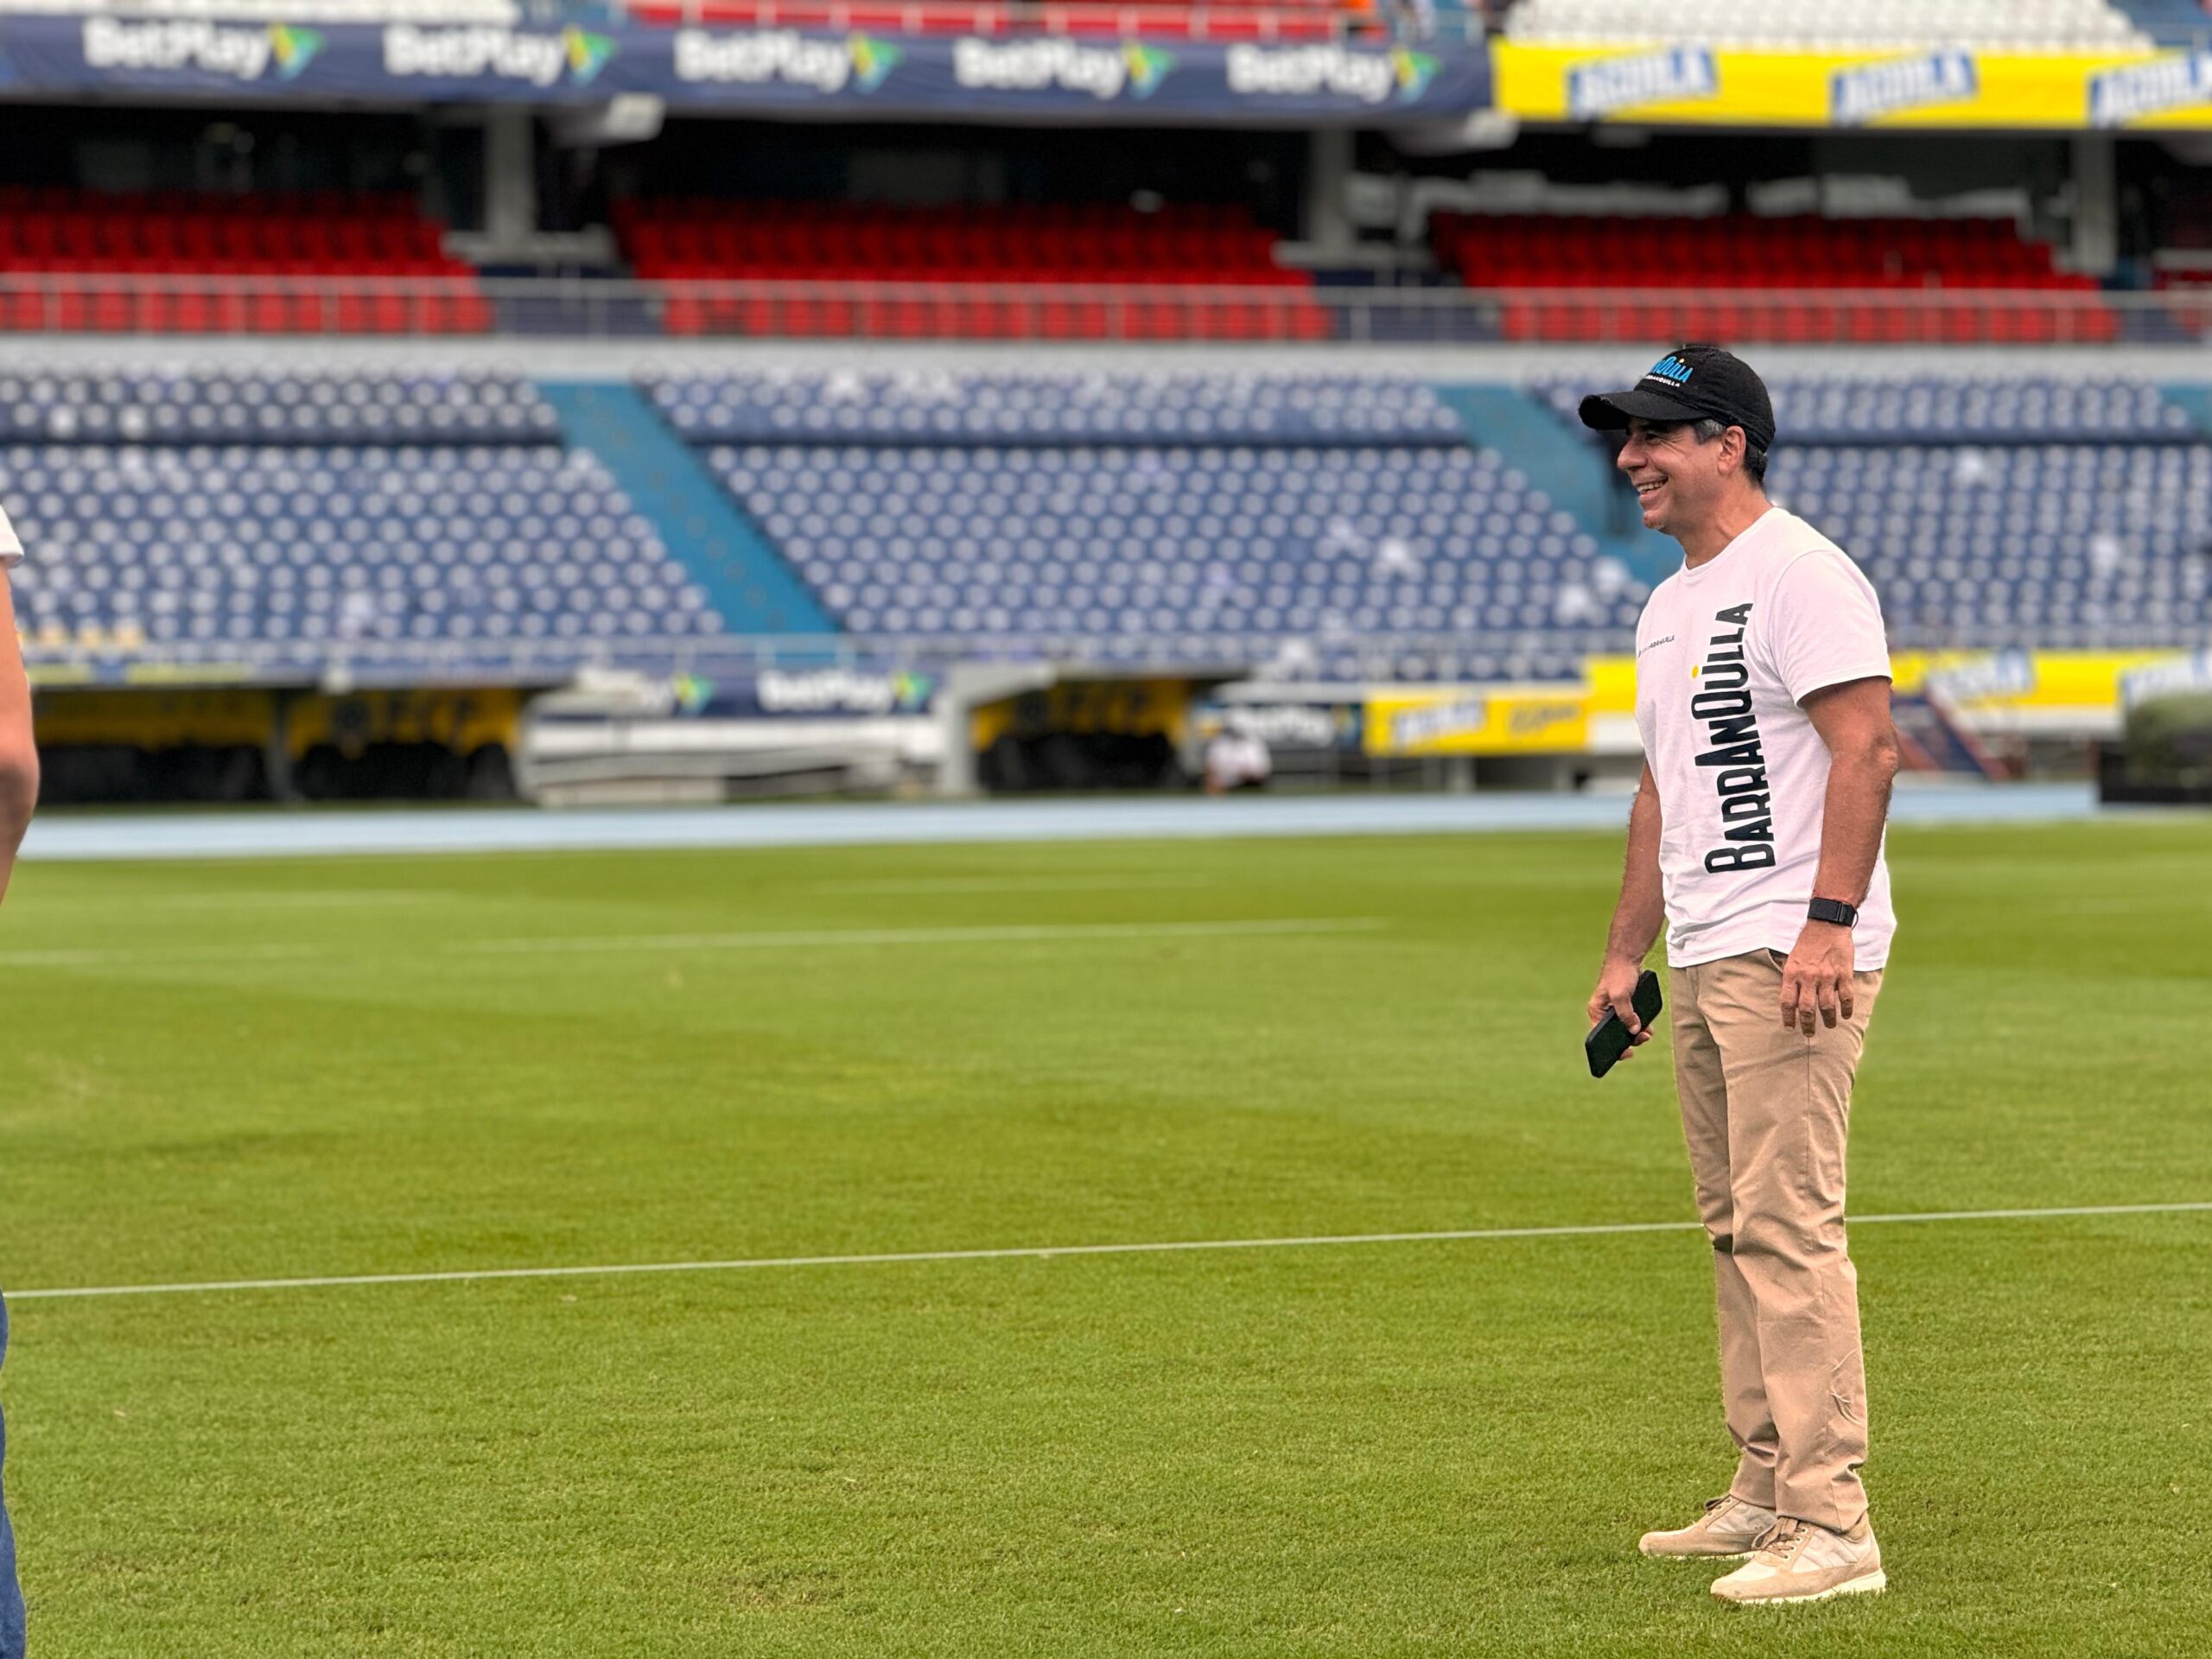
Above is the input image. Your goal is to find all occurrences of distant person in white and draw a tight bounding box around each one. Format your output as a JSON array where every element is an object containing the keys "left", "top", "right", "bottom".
[
  {"left": 1204, "top": 729, "right": 1271, "bottom": 795},
  {"left": 0, "top": 499, "right": 41, "bottom": 1658},
  {"left": 1580, "top": 346, "right": 1901, "bottom": 1606}
]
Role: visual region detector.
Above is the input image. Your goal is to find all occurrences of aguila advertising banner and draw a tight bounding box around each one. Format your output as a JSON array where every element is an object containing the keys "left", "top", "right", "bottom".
[
  {"left": 1363, "top": 687, "right": 1592, "bottom": 757},
  {"left": 0, "top": 16, "right": 1492, "bottom": 122},
  {"left": 1493, "top": 41, "right": 2212, "bottom": 130}
]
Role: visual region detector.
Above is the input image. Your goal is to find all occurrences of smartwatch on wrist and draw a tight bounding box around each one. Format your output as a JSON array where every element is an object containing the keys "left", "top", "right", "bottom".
[{"left": 1807, "top": 897, "right": 1859, "bottom": 928}]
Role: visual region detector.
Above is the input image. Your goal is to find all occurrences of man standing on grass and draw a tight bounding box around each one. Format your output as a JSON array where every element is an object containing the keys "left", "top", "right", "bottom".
[
  {"left": 1580, "top": 346, "right": 1900, "bottom": 1606},
  {"left": 0, "top": 499, "right": 39, "bottom": 1656}
]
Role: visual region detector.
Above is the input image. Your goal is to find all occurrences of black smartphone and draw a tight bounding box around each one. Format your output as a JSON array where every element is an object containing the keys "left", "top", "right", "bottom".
[{"left": 1586, "top": 970, "right": 1664, "bottom": 1079}]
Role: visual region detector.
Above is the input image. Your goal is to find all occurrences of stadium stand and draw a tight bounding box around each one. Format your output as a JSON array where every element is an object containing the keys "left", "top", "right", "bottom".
[
  {"left": 1535, "top": 377, "right": 2212, "bottom": 649},
  {"left": 10, "top": 363, "right": 2206, "bottom": 684},
  {"left": 0, "top": 188, "right": 492, "bottom": 336},
  {"left": 1500, "top": 0, "right": 2146, "bottom": 48},
  {"left": 657, "top": 371, "right": 1643, "bottom": 679},
  {"left": 1776, "top": 444, "right": 2212, "bottom": 649},
  {"left": 1432, "top": 215, "right": 2084, "bottom": 292},
  {"left": 0, "top": 369, "right": 560, "bottom": 445},
  {"left": 0, "top": 372, "right": 722, "bottom": 665},
  {"left": 1760, "top": 377, "right": 2195, "bottom": 444},
  {"left": 1431, "top": 213, "right": 2115, "bottom": 344},
  {"left": 614, "top": 200, "right": 1332, "bottom": 341},
  {"left": 1535, "top": 376, "right": 2199, "bottom": 452},
  {"left": 645, "top": 371, "right": 1469, "bottom": 444}
]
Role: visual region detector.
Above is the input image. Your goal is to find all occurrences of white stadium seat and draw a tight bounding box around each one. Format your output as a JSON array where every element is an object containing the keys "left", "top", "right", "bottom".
[{"left": 1504, "top": 0, "right": 2148, "bottom": 50}]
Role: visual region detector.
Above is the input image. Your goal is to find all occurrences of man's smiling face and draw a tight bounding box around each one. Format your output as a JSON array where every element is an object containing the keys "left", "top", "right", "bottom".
[{"left": 1617, "top": 416, "right": 1732, "bottom": 537}]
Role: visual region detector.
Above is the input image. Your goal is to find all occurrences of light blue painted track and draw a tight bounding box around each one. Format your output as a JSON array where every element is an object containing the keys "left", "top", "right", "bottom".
[
  {"left": 16, "top": 784, "right": 2159, "bottom": 865},
  {"left": 539, "top": 380, "right": 836, "bottom": 635}
]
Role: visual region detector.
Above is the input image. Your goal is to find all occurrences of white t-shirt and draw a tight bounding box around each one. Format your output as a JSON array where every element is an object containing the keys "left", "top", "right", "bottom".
[
  {"left": 0, "top": 502, "right": 20, "bottom": 569},
  {"left": 1633, "top": 506, "right": 1896, "bottom": 971}
]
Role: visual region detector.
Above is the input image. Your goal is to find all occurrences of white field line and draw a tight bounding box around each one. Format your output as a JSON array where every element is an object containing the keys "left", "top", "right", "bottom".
[
  {"left": 0, "top": 916, "right": 1384, "bottom": 970},
  {"left": 13, "top": 1201, "right": 2209, "bottom": 1305},
  {"left": 0, "top": 941, "right": 334, "bottom": 969},
  {"left": 23, "top": 890, "right": 468, "bottom": 912},
  {"left": 451, "top": 918, "right": 1380, "bottom": 956},
  {"left": 807, "top": 874, "right": 1207, "bottom": 896}
]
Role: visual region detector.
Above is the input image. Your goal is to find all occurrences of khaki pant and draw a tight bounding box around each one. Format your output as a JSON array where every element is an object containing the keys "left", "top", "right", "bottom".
[{"left": 1669, "top": 950, "right": 1884, "bottom": 1532}]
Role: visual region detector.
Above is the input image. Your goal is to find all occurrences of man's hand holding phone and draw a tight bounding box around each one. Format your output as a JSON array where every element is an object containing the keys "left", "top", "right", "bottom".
[{"left": 1586, "top": 959, "right": 1662, "bottom": 1077}]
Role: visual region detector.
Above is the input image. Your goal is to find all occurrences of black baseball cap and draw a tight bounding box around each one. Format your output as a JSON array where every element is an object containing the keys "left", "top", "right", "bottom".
[{"left": 1579, "top": 344, "right": 1777, "bottom": 456}]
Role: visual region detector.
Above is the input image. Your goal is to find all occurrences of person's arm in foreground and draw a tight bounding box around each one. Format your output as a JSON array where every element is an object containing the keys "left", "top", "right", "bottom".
[
  {"left": 1586, "top": 761, "right": 1666, "bottom": 1060},
  {"left": 1779, "top": 677, "right": 1898, "bottom": 1034},
  {"left": 0, "top": 576, "right": 39, "bottom": 904}
]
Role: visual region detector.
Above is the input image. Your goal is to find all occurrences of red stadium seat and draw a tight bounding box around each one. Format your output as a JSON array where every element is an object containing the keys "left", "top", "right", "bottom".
[
  {"left": 607, "top": 195, "right": 1307, "bottom": 341},
  {"left": 1427, "top": 208, "right": 2084, "bottom": 345},
  {"left": 0, "top": 187, "right": 490, "bottom": 339}
]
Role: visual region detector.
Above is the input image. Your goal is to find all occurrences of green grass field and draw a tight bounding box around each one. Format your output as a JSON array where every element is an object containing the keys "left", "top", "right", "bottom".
[{"left": 1, "top": 817, "right": 2206, "bottom": 1656}]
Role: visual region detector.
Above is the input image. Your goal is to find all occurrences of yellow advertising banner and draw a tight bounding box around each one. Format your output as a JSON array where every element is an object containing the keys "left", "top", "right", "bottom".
[
  {"left": 1357, "top": 650, "right": 2180, "bottom": 760},
  {"left": 1582, "top": 649, "right": 2183, "bottom": 724},
  {"left": 1890, "top": 649, "right": 2186, "bottom": 710},
  {"left": 1365, "top": 687, "right": 1591, "bottom": 756},
  {"left": 1492, "top": 42, "right": 2212, "bottom": 130}
]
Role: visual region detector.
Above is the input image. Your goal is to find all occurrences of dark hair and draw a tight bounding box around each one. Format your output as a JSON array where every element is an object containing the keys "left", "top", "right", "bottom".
[{"left": 1691, "top": 416, "right": 1769, "bottom": 486}]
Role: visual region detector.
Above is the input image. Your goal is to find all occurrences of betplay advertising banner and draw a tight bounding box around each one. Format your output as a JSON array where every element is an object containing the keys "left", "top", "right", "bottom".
[{"left": 0, "top": 16, "right": 1492, "bottom": 123}]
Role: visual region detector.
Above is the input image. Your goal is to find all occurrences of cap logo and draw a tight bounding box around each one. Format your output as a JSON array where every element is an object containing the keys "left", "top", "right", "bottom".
[{"left": 1644, "top": 354, "right": 1694, "bottom": 386}]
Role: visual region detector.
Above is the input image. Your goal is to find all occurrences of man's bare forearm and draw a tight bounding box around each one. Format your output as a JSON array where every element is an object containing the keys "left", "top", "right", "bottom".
[
  {"left": 1604, "top": 774, "right": 1667, "bottom": 964},
  {"left": 0, "top": 575, "right": 35, "bottom": 905},
  {"left": 0, "top": 761, "right": 33, "bottom": 906},
  {"left": 1810, "top": 740, "right": 1897, "bottom": 907}
]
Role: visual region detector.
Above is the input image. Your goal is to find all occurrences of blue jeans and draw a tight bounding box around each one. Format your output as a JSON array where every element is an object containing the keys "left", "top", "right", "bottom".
[{"left": 0, "top": 1295, "right": 21, "bottom": 1656}]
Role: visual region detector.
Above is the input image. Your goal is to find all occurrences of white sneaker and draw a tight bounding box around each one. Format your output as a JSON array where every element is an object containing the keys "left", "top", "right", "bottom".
[
  {"left": 1637, "top": 1494, "right": 1777, "bottom": 1559},
  {"left": 1710, "top": 1516, "right": 1885, "bottom": 1605}
]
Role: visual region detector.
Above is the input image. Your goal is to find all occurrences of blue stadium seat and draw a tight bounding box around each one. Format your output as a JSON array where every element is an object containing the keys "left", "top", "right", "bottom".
[
  {"left": 0, "top": 370, "right": 558, "bottom": 446},
  {"left": 697, "top": 435, "right": 1648, "bottom": 669},
  {"left": 681, "top": 372, "right": 2202, "bottom": 668},
  {"left": 1537, "top": 374, "right": 2198, "bottom": 445},
  {"left": 11, "top": 366, "right": 2208, "bottom": 679},
  {"left": 2, "top": 393, "right": 722, "bottom": 666},
  {"left": 1768, "top": 442, "right": 2212, "bottom": 648},
  {"left": 646, "top": 372, "right": 1468, "bottom": 447}
]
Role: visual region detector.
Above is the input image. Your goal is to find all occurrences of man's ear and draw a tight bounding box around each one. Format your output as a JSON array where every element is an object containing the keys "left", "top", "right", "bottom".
[{"left": 1719, "top": 425, "right": 1747, "bottom": 476}]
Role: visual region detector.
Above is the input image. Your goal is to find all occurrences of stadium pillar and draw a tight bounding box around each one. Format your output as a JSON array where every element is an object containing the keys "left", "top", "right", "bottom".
[
  {"left": 266, "top": 690, "right": 300, "bottom": 804},
  {"left": 935, "top": 664, "right": 1056, "bottom": 797},
  {"left": 483, "top": 107, "right": 539, "bottom": 257},
  {"left": 2069, "top": 134, "right": 2118, "bottom": 278},
  {"left": 1305, "top": 129, "right": 1356, "bottom": 257}
]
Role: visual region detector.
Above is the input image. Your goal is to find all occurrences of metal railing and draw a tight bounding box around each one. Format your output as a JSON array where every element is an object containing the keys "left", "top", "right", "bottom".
[
  {"left": 23, "top": 624, "right": 2210, "bottom": 692},
  {"left": 1, "top": 271, "right": 2204, "bottom": 345},
  {"left": 20, "top": 630, "right": 1605, "bottom": 691}
]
